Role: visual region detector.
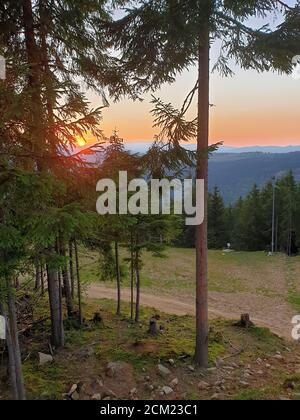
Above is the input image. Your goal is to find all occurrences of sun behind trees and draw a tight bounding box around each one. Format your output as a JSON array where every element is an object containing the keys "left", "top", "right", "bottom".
[{"left": 1, "top": 0, "right": 300, "bottom": 401}]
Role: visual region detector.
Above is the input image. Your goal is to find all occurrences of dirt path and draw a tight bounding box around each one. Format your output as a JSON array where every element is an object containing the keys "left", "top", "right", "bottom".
[{"left": 87, "top": 284, "right": 294, "bottom": 339}]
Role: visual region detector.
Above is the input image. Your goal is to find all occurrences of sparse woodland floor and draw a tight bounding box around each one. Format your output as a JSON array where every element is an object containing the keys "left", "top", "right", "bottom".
[
  {"left": 1, "top": 298, "right": 300, "bottom": 401},
  {"left": 1, "top": 249, "right": 300, "bottom": 401}
]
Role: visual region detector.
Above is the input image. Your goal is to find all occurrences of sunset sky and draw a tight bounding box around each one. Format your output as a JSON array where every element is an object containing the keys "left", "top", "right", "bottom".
[{"left": 87, "top": 1, "right": 300, "bottom": 148}]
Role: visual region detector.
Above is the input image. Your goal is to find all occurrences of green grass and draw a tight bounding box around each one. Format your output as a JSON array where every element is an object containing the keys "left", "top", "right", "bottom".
[
  {"left": 23, "top": 362, "right": 67, "bottom": 400},
  {"left": 287, "top": 293, "right": 300, "bottom": 311},
  {"left": 285, "top": 256, "right": 300, "bottom": 311},
  {"left": 234, "top": 388, "right": 266, "bottom": 401},
  {"left": 79, "top": 247, "right": 291, "bottom": 298}
]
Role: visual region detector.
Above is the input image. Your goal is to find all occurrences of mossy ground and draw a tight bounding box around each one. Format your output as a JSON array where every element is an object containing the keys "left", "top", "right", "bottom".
[{"left": 2, "top": 298, "right": 299, "bottom": 401}]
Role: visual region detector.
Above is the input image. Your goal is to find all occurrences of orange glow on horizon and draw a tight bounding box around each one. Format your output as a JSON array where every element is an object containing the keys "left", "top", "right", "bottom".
[{"left": 76, "top": 137, "right": 86, "bottom": 147}]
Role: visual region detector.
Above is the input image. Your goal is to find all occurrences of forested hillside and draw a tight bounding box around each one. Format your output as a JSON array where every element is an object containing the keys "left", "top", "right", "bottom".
[{"left": 209, "top": 152, "right": 300, "bottom": 203}]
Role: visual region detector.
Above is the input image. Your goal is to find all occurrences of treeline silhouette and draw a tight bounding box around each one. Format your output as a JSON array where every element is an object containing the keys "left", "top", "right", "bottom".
[{"left": 177, "top": 172, "right": 300, "bottom": 255}]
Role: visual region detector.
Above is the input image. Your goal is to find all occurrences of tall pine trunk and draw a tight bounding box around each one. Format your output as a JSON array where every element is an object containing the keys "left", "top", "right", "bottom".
[
  {"left": 0, "top": 280, "right": 26, "bottom": 400},
  {"left": 74, "top": 239, "right": 82, "bottom": 325},
  {"left": 115, "top": 241, "right": 121, "bottom": 316},
  {"left": 69, "top": 240, "right": 75, "bottom": 299},
  {"left": 47, "top": 262, "right": 64, "bottom": 348},
  {"left": 59, "top": 238, "right": 73, "bottom": 317},
  {"left": 35, "top": 262, "right": 41, "bottom": 290},
  {"left": 22, "top": 0, "right": 44, "bottom": 170},
  {"left": 130, "top": 233, "right": 135, "bottom": 320},
  {"left": 135, "top": 236, "right": 141, "bottom": 324},
  {"left": 194, "top": 24, "right": 210, "bottom": 368},
  {"left": 41, "top": 264, "right": 45, "bottom": 295}
]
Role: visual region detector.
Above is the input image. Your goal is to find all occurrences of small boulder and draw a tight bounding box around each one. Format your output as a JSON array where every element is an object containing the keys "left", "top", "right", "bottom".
[
  {"left": 198, "top": 381, "right": 210, "bottom": 390},
  {"left": 106, "top": 362, "right": 122, "bottom": 378},
  {"left": 211, "top": 393, "right": 222, "bottom": 400},
  {"left": 170, "top": 378, "right": 179, "bottom": 388},
  {"left": 158, "top": 364, "right": 171, "bottom": 377},
  {"left": 38, "top": 353, "right": 53, "bottom": 366},
  {"left": 67, "top": 384, "right": 78, "bottom": 397},
  {"left": 91, "top": 394, "right": 101, "bottom": 401},
  {"left": 102, "top": 389, "right": 117, "bottom": 399},
  {"left": 162, "top": 386, "right": 174, "bottom": 396},
  {"left": 71, "top": 391, "right": 80, "bottom": 401},
  {"left": 130, "top": 388, "right": 137, "bottom": 397},
  {"left": 239, "top": 381, "right": 249, "bottom": 387},
  {"left": 266, "top": 364, "right": 271, "bottom": 369},
  {"left": 145, "top": 384, "right": 154, "bottom": 392}
]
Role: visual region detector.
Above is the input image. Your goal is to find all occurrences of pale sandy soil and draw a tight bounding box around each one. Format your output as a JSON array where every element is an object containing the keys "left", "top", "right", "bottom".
[
  {"left": 87, "top": 283, "right": 296, "bottom": 339},
  {"left": 83, "top": 250, "right": 300, "bottom": 340}
]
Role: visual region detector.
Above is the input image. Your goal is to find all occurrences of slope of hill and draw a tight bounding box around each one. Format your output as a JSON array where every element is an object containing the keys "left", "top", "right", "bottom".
[
  {"left": 75, "top": 144, "right": 300, "bottom": 204},
  {"left": 125, "top": 143, "right": 300, "bottom": 154},
  {"left": 209, "top": 152, "right": 300, "bottom": 203}
]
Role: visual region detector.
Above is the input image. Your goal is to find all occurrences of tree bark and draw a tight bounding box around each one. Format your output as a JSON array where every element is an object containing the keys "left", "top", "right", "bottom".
[
  {"left": 35, "top": 262, "right": 41, "bottom": 290},
  {"left": 7, "top": 291, "right": 26, "bottom": 400},
  {"left": 135, "top": 236, "right": 141, "bottom": 324},
  {"left": 115, "top": 241, "right": 121, "bottom": 316},
  {"left": 59, "top": 238, "right": 73, "bottom": 317},
  {"left": 40, "top": 264, "right": 45, "bottom": 295},
  {"left": 0, "top": 283, "right": 26, "bottom": 400},
  {"left": 194, "top": 24, "right": 210, "bottom": 368},
  {"left": 74, "top": 239, "right": 82, "bottom": 325},
  {"left": 238, "top": 314, "right": 254, "bottom": 329},
  {"left": 148, "top": 317, "right": 158, "bottom": 336},
  {"left": 22, "top": 0, "right": 45, "bottom": 170},
  {"left": 47, "top": 263, "right": 64, "bottom": 348},
  {"left": 39, "top": 0, "right": 57, "bottom": 158},
  {"left": 69, "top": 240, "right": 75, "bottom": 299},
  {"left": 130, "top": 232, "right": 135, "bottom": 320}
]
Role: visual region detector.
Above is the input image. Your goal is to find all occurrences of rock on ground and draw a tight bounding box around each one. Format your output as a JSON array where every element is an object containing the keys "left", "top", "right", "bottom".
[
  {"left": 158, "top": 364, "right": 171, "bottom": 377},
  {"left": 38, "top": 353, "right": 53, "bottom": 366}
]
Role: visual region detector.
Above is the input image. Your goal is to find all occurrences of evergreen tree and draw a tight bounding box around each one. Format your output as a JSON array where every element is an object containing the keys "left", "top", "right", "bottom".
[
  {"left": 108, "top": 0, "right": 298, "bottom": 366},
  {"left": 208, "top": 187, "right": 226, "bottom": 249}
]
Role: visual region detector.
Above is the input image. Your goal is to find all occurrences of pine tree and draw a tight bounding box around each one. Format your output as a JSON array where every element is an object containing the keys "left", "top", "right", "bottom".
[
  {"left": 208, "top": 187, "right": 226, "bottom": 249},
  {"left": 108, "top": 0, "right": 299, "bottom": 366}
]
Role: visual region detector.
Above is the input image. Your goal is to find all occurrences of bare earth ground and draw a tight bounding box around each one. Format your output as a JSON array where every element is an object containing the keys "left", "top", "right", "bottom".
[
  {"left": 83, "top": 249, "right": 300, "bottom": 340},
  {"left": 87, "top": 284, "right": 294, "bottom": 339}
]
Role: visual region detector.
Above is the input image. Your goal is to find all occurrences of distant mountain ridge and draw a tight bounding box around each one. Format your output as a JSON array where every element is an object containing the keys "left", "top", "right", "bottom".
[
  {"left": 125, "top": 142, "right": 300, "bottom": 155},
  {"left": 217, "top": 145, "right": 300, "bottom": 154},
  {"left": 209, "top": 152, "right": 300, "bottom": 203},
  {"left": 124, "top": 144, "right": 300, "bottom": 203},
  {"left": 76, "top": 143, "right": 300, "bottom": 204}
]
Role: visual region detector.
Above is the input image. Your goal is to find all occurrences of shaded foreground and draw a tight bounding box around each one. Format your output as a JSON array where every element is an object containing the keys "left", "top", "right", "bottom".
[{"left": 1, "top": 299, "right": 300, "bottom": 401}]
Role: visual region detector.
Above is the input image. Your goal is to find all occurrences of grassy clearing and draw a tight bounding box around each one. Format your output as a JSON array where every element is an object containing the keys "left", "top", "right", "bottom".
[
  {"left": 285, "top": 256, "right": 300, "bottom": 311},
  {"left": 79, "top": 247, "right": 294, "bottom": 299}
]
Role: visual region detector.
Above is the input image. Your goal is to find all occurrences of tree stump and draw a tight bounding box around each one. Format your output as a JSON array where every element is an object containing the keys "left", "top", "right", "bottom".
[
  {"left": 235, "top": 314, "right": 254, "bottom": 329},
  {"left": 148, "top": 317, "right": 158, "bottom": 336},
  {"left": 92, "top": 312, "right": 102, "bottom": 325}
]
